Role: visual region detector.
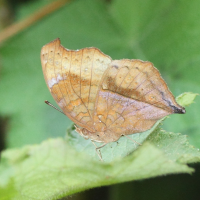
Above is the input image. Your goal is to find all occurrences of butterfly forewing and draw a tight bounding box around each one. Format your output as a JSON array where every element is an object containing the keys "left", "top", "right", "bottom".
[{"left": 41, "top": 39, "right": 112, "bottom": 131}]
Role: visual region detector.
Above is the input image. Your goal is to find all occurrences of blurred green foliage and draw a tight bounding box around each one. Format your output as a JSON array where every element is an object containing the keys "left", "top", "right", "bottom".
[{"left": 0, "top": 0, "right": 200, "bottom": 199}]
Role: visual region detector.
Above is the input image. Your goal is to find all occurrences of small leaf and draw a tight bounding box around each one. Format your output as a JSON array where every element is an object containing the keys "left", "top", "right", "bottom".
[{"left": 176, "top": 92, "right": 199, "bottom": 107}]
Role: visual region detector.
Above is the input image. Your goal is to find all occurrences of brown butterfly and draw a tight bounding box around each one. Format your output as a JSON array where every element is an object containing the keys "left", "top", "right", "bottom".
[{"left": 41, "top": 38, "right": 185, "bottom": 159}]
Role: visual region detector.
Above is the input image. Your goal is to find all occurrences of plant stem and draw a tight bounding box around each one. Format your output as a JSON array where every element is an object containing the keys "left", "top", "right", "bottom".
[{"left": 0, "top": 0, "right": 70, "bottom": 45}]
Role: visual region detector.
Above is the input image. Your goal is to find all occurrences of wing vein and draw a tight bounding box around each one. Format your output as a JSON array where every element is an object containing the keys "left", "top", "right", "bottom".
[
  {"left": 68, "top": 51, "right": 93, "bottom": 122},
  {"left": 88, "top": 49, "right": 95, "bottom": 119},
  {"left": 80, "top": 49, "right": 83, "bottom": 99},
  {"left": 52, "top": 46, "right": 69, "bottom": 114},
  {"left": 104, "top": 60, "right": 127, "bottom": 124},
  {"left": 60, "top": 47, "right": 71, "bottom": 113},
  {"left": 106, "top": 98, "right": 164, "bottom": 129}
]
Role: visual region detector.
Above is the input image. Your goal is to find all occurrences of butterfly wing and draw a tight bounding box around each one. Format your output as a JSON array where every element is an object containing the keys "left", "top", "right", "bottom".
[
  {"left": 93, "top": 59, "right": 185, "bottom": 142},
  {"left": 41, "top": 38, "right": 112, "bottom": 131}
]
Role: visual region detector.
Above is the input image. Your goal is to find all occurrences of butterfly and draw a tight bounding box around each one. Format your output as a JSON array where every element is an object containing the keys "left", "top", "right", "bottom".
[{"left": 41, "top": 38, "right": 185, "bottom": 159}]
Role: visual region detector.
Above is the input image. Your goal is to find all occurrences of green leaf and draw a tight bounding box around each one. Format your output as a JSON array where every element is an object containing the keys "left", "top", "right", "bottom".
[
  {"left": 0, "top": 180, "right": 17, "bottom": 200},
  {"left": 176, "top": 92, "right": 199, "bottom": 107},
  {"left": 148, "top": 128, "right": 200, "bottom": 164},
  {"left": 0, "top": 136, "right": 197, "bottom": 200}
]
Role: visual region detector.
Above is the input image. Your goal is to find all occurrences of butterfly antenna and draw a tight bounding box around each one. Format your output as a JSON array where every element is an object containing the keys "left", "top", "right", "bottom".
[{"left": 44, "top": 100, "right": 65, "bottom": 115}]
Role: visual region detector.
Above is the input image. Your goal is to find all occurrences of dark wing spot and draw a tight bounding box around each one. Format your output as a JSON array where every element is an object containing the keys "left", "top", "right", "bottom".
[{"left": 173, "top": 106, "right": 186, "bottom": 114}]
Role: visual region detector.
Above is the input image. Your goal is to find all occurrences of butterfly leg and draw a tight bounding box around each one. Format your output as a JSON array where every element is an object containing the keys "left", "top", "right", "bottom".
[
  {"left": 74, "top": 124, "right": 81, "bottom": 133},
  {"left": 91, "top": 141, "right": 102, "bottom": 161},
  {"left": 91, "top": 141, "right": 106, "bottom": 161},
  {"left": 96, "top": 143, "right": 107, "bottom": 149},
  {"left": 123, "top": 135, "right": 142, "bottom": 146}
]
